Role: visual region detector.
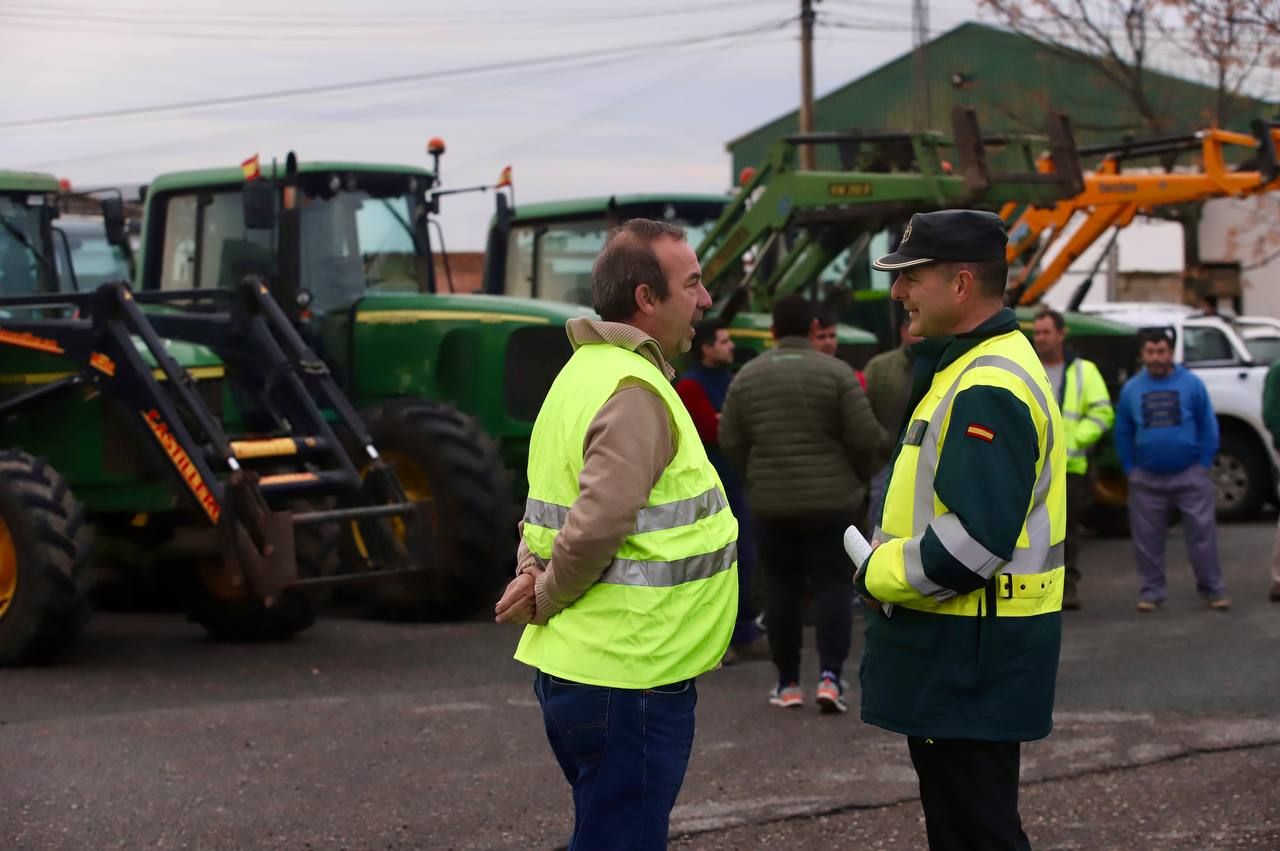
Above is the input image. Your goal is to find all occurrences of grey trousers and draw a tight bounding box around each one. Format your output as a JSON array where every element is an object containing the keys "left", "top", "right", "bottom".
[{"left": 1127, "top": 465, "right": 1226, "bottom": 602}]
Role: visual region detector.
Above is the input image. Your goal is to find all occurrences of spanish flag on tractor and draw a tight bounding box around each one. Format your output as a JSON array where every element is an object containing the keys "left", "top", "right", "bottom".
[
  {"left": 496, "top": 165, "right": 513, "bottom": 188},
  {"left": 241, "top": 154, "right": 261, "bottom": 181}
]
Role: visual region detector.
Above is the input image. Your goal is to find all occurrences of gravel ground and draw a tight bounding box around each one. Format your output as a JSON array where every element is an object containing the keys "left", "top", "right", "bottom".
[{"left": 674, "top": 743, "right": 1280, "bottom": 850}]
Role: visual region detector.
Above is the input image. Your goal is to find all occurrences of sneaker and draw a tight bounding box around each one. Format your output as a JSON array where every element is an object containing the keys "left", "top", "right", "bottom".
[
  {"left": 720, "top": 645, "right": 739, "bottom": 667},
  {"left": 769, "top": 682, "right": 803, "bottom": 709},
  {"left": 815, "top": 676, "right": 848, "bottom": 714},
  {"left": 1062, "top": 582, "right": 1081, "bottom": 611},
  {"left": 1136, "top": 600, "right": 1161, "bottom": 613},
  {"left": 1207, "top": 595, "right": 1232, "bottom": 611}
]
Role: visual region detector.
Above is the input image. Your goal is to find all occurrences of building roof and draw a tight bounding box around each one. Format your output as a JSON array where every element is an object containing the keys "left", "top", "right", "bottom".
[{"left": 727, "top": 21, "right": 1278, "bottom": 177}]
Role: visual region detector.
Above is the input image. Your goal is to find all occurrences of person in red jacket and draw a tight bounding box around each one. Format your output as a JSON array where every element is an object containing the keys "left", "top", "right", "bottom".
[{"left": 676, "top": 320, "right": 767, "bottom": 664}]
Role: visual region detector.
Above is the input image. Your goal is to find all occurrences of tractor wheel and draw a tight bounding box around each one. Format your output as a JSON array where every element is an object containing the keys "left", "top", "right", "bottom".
[
  {"left": 351, "top": 401, "right": 514, "bottom": 621},
  {"left": 185, "top": 505, "right": 341, "bottom": 642},
  {"left": 0, "top": 451, "right": 93, "bottom": 666}
]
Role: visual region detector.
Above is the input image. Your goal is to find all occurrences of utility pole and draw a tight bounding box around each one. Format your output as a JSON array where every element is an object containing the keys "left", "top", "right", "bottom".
[
  {"left": 912, "top": 0, "right": 930, "bottom": 130},
  {"left": 799, "top": 0, "right": 817, "bottom": 170}
]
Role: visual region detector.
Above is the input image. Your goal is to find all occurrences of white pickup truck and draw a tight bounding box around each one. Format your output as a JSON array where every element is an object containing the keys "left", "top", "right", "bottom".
[{"left": 1081, "top": 302, "right": 1280, "bottom": 519}]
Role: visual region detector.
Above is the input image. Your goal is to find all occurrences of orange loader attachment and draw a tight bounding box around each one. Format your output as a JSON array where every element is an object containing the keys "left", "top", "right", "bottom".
[{"left": 1003, "top": 125, "right": 1280, "bottom": 305}]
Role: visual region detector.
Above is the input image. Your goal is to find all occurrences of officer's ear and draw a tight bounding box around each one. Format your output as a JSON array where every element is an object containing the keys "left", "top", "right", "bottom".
[{"left": 951, "top": 265, "right": 977, "bottom": 301}]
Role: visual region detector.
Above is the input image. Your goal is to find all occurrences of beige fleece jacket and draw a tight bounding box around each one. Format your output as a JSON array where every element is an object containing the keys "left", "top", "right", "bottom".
[{"left": 516, "top": 317, "right": 679, "bottom": 625}]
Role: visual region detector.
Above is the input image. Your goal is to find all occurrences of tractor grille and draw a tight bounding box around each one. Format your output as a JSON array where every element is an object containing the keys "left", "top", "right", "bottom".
[{"left": 504, "top": 326, "right": 573, "bottom": 422}]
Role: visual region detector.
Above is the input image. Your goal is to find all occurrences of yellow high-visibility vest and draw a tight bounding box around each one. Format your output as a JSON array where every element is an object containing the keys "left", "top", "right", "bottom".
[
  {"left": 868, "top": 330, "right": 1067, "bottom": 618},
  {"left": 515, "top": 343, "right": 738, "bottom": 689},
  {"left": 1060, "top": 357, "right": 1114, "bottom": 475}
]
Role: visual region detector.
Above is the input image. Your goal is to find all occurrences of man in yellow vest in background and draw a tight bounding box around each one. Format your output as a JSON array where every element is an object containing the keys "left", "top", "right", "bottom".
[
  {"left": 854, "top": 210, "right": 1066, "bottom": 851},
  {"left": 494, "top": 219, "right": 738, "bottom": 851},
  {"left": 1032, "top": 307, "right": 1114, "bottom": 610}
]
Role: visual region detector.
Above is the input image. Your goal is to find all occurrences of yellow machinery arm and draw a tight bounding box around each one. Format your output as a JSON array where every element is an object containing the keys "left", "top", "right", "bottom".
[{"left": 1004, "top": 126, "right": 1280, "bottom": 305}]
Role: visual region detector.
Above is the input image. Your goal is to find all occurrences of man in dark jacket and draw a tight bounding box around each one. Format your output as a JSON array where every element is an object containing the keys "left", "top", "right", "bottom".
[
  {"left": 862, "top": 305, "right": 921, "bottom": 522},
  {"left": 676, "top": 320, "right": 767, "bottom": 663},
  {"left": 720, "top": 295, "right": 888, "bottom": 713}
]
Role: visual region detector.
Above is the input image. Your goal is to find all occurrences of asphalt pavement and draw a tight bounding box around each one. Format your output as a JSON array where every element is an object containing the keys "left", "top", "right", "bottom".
[{"left": 3, "top": 520, "right": 1279, "bottom": 850}]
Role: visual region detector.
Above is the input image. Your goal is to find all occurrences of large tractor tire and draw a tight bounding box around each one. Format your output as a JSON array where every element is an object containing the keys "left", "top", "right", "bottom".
[
  {"left": 1212, "top": 426, "right": 1270, "bottom": 522},
  {"left": 186, "top": 508, "right": 341, "bottom": 642},
  {"left": 0, "top": 451, "right": 93, "bottom": 666},
  {"left": 352, "top": 401, "right": 514, "bottom": 621}
]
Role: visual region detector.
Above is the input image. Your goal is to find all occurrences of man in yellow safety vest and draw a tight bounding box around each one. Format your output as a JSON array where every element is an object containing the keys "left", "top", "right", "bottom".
[
  {"left": 1032, "top": 307, "right": 1113, "bottom": 609},
  {"left": 854, "top": 210, "right": 1066, "bottom": 851},
  {"left": 494, "top": 218, "right": 738, "bottom": 850}
]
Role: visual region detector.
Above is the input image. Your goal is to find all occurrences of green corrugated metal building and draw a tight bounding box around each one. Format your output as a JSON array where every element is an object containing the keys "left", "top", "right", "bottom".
[{"left": 727, "top": 22, "right": 1277, "bottom": 178}]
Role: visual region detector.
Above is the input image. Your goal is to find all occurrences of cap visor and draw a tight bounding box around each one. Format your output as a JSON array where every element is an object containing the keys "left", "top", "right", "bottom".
[{"left": 872, "top": 252, "right": 934, "bottom": 271}]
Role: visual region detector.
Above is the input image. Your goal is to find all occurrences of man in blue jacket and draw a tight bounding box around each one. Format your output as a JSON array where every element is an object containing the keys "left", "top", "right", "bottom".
[{"left": 1115, "top": 328, "right": 1230, "bottom": 612}]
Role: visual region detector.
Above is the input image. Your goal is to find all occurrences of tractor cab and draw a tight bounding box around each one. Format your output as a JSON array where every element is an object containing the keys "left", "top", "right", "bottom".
[{"left": 0, "top": 171, "right": 63, "bottom": 298}]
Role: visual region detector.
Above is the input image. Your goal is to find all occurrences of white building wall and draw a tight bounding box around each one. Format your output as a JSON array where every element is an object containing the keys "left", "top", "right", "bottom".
[{"left": 1200, "top": 195, "right": 1280, "bottom": 319}]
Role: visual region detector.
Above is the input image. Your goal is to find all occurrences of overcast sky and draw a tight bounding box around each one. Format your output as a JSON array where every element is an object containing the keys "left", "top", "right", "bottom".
[{"left": 2, "top": 0, "right": 992, "bottom": 249}]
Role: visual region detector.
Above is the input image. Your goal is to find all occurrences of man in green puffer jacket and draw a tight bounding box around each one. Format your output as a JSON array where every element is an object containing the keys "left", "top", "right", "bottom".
[{"left": 720, "top": 295, "right": 890, "bottom": 714}]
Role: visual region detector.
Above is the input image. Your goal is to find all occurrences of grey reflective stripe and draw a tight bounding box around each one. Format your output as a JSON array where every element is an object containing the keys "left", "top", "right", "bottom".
[
  {"left": 903, "top": 535, "right": 955, "bottom": 601},
  {"left": 931, "top": 513, "right": 1002, "bottom": 576},
  {"left": 524, "top": 486, "right": 728, "bottom": 534},
  {"left": 873, "top": 526, "right": 891, "bottom": 543},
  {"left": 1063, "top": 411, "right": 1082, "bottom": 421},
  {"left": 633, "top": 486, "right": 728, "bottom": 534},
  {"left": 524, "top": 497, "right": 568, "bottom": 530},
  {"left": 601, "top": 541, "right": 737, "bottom": 587},
  {"left": 1067, "top": 449, "right": 1086, "bottom": 458},
  {"left": 1084, "top": 415, "right": 1110, "bottom": 431},
  {"left": 1071, "top": 360, "right": 1084, "bottom": 404}
]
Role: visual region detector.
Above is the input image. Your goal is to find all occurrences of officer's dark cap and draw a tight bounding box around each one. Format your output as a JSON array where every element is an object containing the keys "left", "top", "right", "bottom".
[{"left": 872, "top": 209, "right": 1008, "bottom": 271}]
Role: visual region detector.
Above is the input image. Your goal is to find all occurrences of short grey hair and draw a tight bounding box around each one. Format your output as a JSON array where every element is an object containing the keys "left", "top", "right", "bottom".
[{"left": 591, "top": 218, "right": 686, "bottom": 321}]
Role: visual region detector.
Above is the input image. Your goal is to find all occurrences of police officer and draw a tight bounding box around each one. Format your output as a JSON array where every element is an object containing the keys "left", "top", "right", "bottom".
[
  {"left": 494, "top": 218, "right": 738, "bottom": 850},
  {"left": 854, "top": 210, "right": 1065, "bottom": 851},
  {"left": 1032, "top": 307, "right": 1113, "bottom": 610}
]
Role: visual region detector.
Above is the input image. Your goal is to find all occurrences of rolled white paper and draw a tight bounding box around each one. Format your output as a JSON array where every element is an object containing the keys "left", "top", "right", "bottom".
[{"left": 842, "top": 525, "right": 872, "bottom": 568}]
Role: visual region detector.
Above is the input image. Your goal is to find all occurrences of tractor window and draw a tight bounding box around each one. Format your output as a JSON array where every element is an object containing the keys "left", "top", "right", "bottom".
[
  {"left": 54, "top": 219, "right": 131, "bottom": 289},
  {"left": 504, "top": 227, "right": 535, "bottom": 299},
  {"left": 0, "top": 197, "right": 46, "bottom": 296},
  {"left": 505, "top": 216, "right": 719, "bottom": 307},
  {"left": 299, "top": 191, "right": 423, "bottom": 314},
  {"left": 159, "top": 195, "right": 197, "bottom": 289},
  {"left": 158, "top": 192, "right": 272, "bottom": 291},
  {"left": 533, "top": 222, "right": 604, "bottom": 307}
]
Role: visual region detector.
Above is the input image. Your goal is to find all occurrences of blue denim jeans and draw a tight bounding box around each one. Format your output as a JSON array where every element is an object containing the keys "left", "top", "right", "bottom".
[{"left": 533, "top": 670, "right": 697, "bottom": 851}]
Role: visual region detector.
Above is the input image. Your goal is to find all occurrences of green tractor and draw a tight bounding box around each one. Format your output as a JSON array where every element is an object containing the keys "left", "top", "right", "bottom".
[
  {"left": 482, "top": 193, "right": 879, "bottom": 366},
  {"left": 131, "top": 151, "right": 593, "bottom": 612}
]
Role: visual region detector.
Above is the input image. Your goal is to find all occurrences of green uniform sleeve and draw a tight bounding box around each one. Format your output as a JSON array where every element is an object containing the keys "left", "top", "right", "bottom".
[{"left": 859, "top": 385, "right": 1039, "bottom": 603}]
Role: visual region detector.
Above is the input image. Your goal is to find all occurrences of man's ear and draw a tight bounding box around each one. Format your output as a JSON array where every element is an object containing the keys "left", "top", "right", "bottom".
[
  {"left": 634, "top": 282, "right": 657, "bottom": 316},
  {"left": 953, "top": 267, "right": 975, "bottom": 303}
]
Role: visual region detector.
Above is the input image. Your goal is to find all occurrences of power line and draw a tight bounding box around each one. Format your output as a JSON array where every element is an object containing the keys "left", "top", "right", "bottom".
[{"left": 0, "top": 17, "right": 796, "bottom": 131}]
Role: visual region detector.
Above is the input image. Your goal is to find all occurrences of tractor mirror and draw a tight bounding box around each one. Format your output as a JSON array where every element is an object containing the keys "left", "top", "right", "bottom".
[
  {"left": 242, "top": 180, "right": 276, "bottom": 230},
  {"left": 101, "top": 197, "right": 128, "bottom": 247}
]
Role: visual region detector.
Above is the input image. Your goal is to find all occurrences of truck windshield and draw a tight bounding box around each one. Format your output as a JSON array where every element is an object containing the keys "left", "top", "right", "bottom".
[
  {"left": 0, "top": 196, "right": 51, "bottom": 296},
  {"left": 503, "top": 215, "right": 718, "bottom": 306}
]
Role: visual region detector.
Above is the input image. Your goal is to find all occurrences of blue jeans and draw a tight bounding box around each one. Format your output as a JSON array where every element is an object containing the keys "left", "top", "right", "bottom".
[{"left": 533, "top": 670, "right": 697, "bottom": 851}]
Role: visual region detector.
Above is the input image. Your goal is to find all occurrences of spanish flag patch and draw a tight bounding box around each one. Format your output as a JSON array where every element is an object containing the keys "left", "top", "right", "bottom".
[{"left": 966, "top": 423, "right": 995, "bottom": 442}]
